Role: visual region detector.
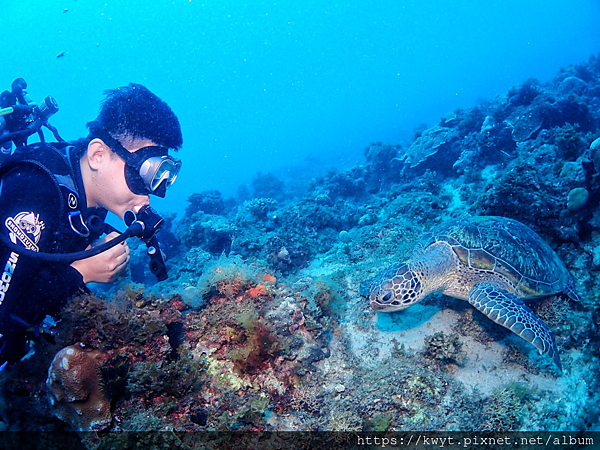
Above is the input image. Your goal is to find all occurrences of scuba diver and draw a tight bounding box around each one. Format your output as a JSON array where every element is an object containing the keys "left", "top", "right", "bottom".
[{"left": 0, "top": 80, "right": 183, "bottom": 367}]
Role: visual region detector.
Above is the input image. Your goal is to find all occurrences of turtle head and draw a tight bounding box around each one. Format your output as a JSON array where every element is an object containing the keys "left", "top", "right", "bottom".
[{"left": 366, "top": 262, "right": 425, "bottom": 312}]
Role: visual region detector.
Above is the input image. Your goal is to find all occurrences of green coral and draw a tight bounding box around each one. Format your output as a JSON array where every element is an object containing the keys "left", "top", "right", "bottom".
[
  {"left": 365, "top": 413, "right": 391, "bottom": 432},
  {"left": 127, "top": 353, "right": 204, "bottom": 398},
  {"left": 554, "top": 123, "right": 585, "bottom": 160},
  {"left": 184, "top": 254, "right": 259, "bottom": 308},
  {"left": 423, "top": 331, "right": 467, "bottom": 367},
  {"left": 480, "top": 387, "right": 525, "bottom": 431}
]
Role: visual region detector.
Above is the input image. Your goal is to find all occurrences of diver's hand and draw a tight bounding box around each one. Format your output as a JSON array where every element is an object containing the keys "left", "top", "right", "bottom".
[{"left": 71, "top": 232, "right": 130, "bottom": 283}]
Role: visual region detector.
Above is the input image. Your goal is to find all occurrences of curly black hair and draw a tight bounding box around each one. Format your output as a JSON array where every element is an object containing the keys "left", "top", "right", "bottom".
[{"left": 85, "top": 83, "right": 183, "bottom": 151}]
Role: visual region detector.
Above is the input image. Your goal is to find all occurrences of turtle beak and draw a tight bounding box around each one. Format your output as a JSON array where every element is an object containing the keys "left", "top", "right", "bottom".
[{"left": 371, "top": 301, "right": 387, "bottom": 311}]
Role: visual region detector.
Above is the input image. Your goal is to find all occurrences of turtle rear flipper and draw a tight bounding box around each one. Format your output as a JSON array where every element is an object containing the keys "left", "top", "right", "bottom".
[
  {"left": 563, "top": 280, "right": 581, "bottom": 302},
  {"left": 468, "top": 282, "right": 562, "bottom": 371}
]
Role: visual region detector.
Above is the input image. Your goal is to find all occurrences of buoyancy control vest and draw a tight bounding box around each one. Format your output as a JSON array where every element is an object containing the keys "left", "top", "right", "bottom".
[
  {"left": 0, "top": 143, "right": 167, "bottom": 279},
  {"left": 0, "top": 141, "right": 107, "bottom": 254}
]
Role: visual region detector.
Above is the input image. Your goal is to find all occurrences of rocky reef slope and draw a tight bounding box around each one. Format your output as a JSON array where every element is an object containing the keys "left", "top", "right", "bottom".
[{"left": 1, "top": 55, "right": 599, "bottom": 442}]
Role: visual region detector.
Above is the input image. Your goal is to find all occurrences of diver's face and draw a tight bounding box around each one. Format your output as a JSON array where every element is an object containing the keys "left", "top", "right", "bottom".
[{"left": 86, "top": 138, "right": 152, "bottom": 219}]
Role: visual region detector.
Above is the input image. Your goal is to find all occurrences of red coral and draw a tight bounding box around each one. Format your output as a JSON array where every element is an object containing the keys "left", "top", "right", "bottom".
[
  {"left": 261, "top": 274, "right": 277, "bottom": 284},
  {"left": 231, "top": 320, "right": 280, "bottom": 374},
  {"left": 172, "top": 299, "right": 189, "bottom": 311},
  {"left": 246, "top": 283, "right": 267, "bottom": 299}
]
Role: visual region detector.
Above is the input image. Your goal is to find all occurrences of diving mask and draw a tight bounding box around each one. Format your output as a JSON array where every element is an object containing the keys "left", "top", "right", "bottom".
[{"left": 101, "top": 136, "right": 181, "bottom": 198}]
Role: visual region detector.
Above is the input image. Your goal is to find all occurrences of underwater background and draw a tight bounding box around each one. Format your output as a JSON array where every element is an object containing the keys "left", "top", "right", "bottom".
[
  {"left": 3, "top": 0, "right": 600, "bottom": 216},
  {"left": 2, "top": 0, "right": 600, "bottom": 443}
]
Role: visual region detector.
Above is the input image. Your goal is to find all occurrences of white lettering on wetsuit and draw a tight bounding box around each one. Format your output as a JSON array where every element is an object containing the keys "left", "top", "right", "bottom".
[{"left": 0, "top": 252, "right": 19, "bottom": 306}]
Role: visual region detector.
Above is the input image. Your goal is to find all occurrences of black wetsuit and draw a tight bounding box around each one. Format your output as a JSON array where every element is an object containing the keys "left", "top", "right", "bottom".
[{"left": 0, "top": 143, "right": 105, "bottom": 365}]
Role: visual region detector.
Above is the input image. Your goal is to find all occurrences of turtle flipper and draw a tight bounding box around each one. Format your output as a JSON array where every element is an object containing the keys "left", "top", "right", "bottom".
[
  {"left": 563, "top": 279, "right": 581, "bottom": 302},
  {"left": 468, "top": 283, "right": 561, "bottom": 371}
]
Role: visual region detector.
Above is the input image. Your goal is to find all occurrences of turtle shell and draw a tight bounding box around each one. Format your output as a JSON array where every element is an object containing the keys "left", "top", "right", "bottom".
[{"left": 414, "top": 216, "right": 571, "bottom": 297}]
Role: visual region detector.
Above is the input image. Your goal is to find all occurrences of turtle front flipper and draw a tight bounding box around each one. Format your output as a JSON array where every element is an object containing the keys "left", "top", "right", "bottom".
[{"left": 468, "top": 283, "right": 561, "bottom": 371}]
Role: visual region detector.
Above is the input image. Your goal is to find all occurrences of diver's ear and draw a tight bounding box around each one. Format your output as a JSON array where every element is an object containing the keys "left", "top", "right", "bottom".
[{"left": 86, "top": 138, "right": 110, "bottom": 170}]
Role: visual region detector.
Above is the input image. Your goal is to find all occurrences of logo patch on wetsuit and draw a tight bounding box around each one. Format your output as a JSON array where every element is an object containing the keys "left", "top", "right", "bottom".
[
  {"left": 5, "top": 211, "right": 45, "bottom": 252},
  {"left": 68, "top": 193, "right": 78, "bottom": 209},
  {"left": 0, "top": 251, "right": 19, "bottom": 307}
]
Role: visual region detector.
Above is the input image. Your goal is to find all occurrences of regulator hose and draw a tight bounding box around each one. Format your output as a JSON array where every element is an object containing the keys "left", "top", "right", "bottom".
[{"left": 0, "top": 220, "right": 144, "bottom": 262}]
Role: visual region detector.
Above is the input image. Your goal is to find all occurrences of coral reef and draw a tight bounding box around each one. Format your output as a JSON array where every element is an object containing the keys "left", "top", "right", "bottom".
[
  {"left": 1, "top": 53, "right": 600, "bottom": 442},
  {"left": 480, "top": 386, "right": 525, "bottom": 431},
  {"left": 423, "top": 331, "right": 466, "bottom": 370},
  {"left": 186, "top": 190, "right": 230, "bottom": 216},
  {"left": 46, "top": 344, "right": 111, "bottom": 431}
]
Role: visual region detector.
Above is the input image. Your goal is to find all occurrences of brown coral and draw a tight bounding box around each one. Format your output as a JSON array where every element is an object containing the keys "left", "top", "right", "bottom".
[{"left": 46, "top": 344, "right": 111, "bottom": 431}]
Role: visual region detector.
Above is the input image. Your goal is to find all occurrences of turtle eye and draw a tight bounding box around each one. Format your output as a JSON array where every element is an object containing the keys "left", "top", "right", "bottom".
[{"left": 381, "top": 291, "right": 393, "bottom": 303}]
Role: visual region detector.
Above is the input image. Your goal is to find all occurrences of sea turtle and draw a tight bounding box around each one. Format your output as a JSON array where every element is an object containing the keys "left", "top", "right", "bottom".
[{"left": 360, "top": 216, "right": 581, "bottom": 370}]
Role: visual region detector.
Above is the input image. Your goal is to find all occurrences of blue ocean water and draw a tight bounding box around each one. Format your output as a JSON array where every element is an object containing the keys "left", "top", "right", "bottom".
[{"left": 3, "top": 0, "right": 600, "bottom": 216}]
